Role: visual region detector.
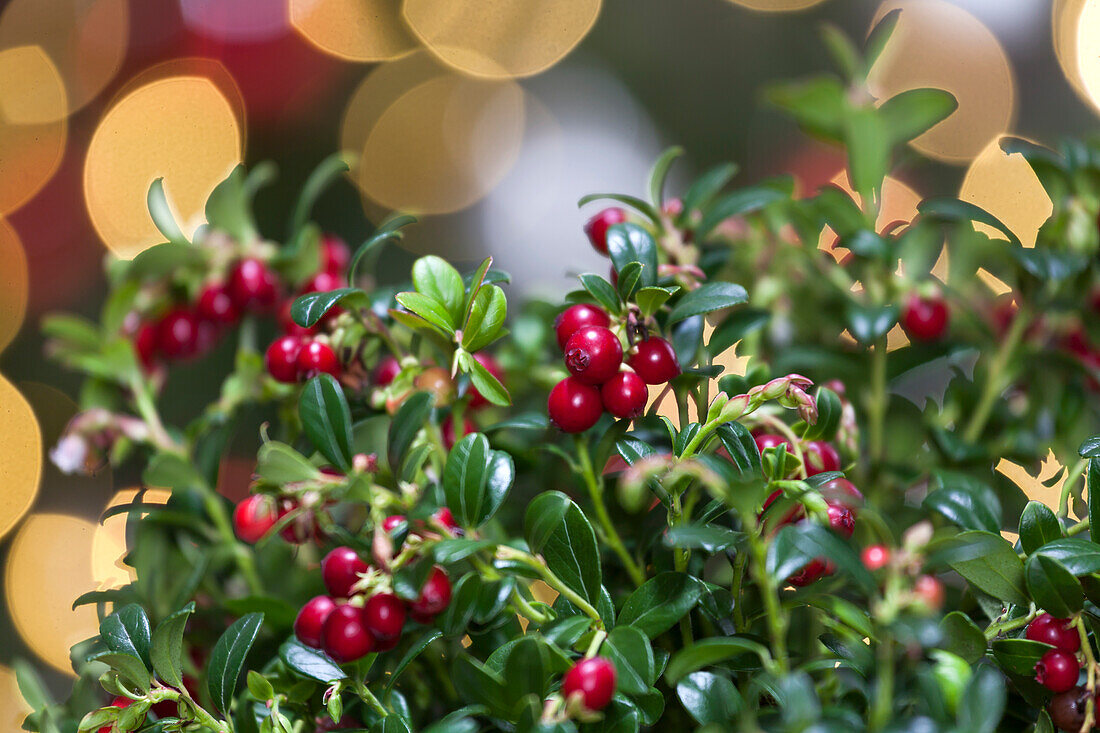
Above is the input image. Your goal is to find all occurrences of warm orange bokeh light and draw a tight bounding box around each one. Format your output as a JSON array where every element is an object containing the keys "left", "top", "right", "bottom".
[
  {"left": 727, "top": 0, "right": 827, "bottom": 10},
  {"left": 0, "top": 0, "right": 128, "bottom": 120},
  {"left": 869, "top": 0, "right": 1016, "bottom": 164},
  {"left": 0, "top": 665, "right": 32, "bottom": 732},
  {"left": 959, "top": 136, "right": 1052, "bottom": 249},
  {"left": 289, "top": 0, "right": 416, "bottom": 62},
  {"left": 84, "top": 75, "right": 243, "bottom": 259},
  {"left": 402, "top": 0, "right": 601, "bottom": 79},
  {"left": 92, "top": 488, "right": 172, "bottom": 590},
  {"left": 0, "top": 218, "right": 28, "bottom": 353},
  {"left": 1073, "top": 0, "right": 1100, "bottom": 116},
  {"left": 5, "top": 513, "right": 100, "bottom": 676},
  {"left": 0, "top": 377, "right": 41, "bottom": 541}
]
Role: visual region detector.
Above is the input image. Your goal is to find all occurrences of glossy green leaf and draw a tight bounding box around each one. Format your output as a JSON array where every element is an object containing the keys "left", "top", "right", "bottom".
[
  {"left": 386, "top": 630, "right": 443, "bottom": 692},
  {"left": 299, "top": 375, "right": 354, "bottom": 471},
  {"left": 923, "top": 475, "right": 1000, "bottom": 533},
  {"left": 87, "top": 652, "right": 151, "bottom": 692},
  {"left": 204, "top": 165, "right": 257, "bottom": 242},
  {"left": 634, "top": 286, "right": 678, "bottom": 317},
  {"left": 677, "top": 671, "right": 740, "bottom": 726},
  {"left": 681, "top": 162, "right": 738, "bottom": 218},
  {"left": 524, "top": 492, "right": 602, "bottom": 606},
  {"left": 865, "top": 8, "right": 900, "bottom": 70},
  {"left": 394, "top": 291, "right": 456, "bottom": 336},
  {"left": 605, "top": 223, "right": 659, "bottom": 289},
  {"left": 938, "top": 611, "right": 988, "bottom": 664},
  {"left": 648, "top": 146, "right": 683, "bottom": 206},
  {"left": 413, "top": 255, "right": 466, "bottom": 325},
  {"left": 1019, "top": 501, "right": 1063, "bottom": 555},
  {"left": 150, "top": 603, "right": 194, "bottom": 688},
  {"left": 1025, "top": 554, "right": 1082, "bottom": 618},
  {"left": 663, "top": 524, "right": 743, "bottom": 553},
  {"left": 348, "top": 215, "right": 416, "bottom": 281},
  {"left": 918, "top": 197, "right": 1022, "bottom": 247},
  {"left": 289, "top": 153, "right": 349, "bottom": 234},
  {"left": 956, "top": 665, "right": 1006, "bottom": 733},
  {"left": 768, "top": 523, "right": 876, "bottom": 594},
  {"left": 715, "top": 422, "right": 762, "bottom": 478},
  {"left": 256, "top": 441, "right": 322, "bottom": 484},
  {"left": 207, "top": 612, "right": 264, "bottom": 714},
  {"left": 462, "top": 284, "right": 508, "bottom": 353},
  {"left": 707, "top": 308, "right": 769, "bottom": 356},
  {"left": 617, "top": 573, "right": 703, "bottom": 639},
  {"left": 1031, "top": 538, "right": 1100, "bottom": 575},
  {"left": 991, "top": 638, "right": 1052, "bottom": 676},
  {"left": 878, "top": 88, "right": 957, "bottom": 145},
  {"left": 615, "top": 261, "right": 643, "bottom": 301},
  {"left": 941, "top": 530, "right": 1027, "bottom": 605},
  {"left": 146, "top": 179, "right": 187, "bottom": 246},
  {"left": 765, "top": 76, "right": 846, "bottom": 142},
  {"left": 452, "top": 653, "right": 509, "bottom": 717},
  {"left": 443, "top": 433, "right": 514, "bottom": 528},
  {"left": 845, "top": 303, "right": 899, "bottom": 344},
  {"left": 388, "top": 392, "right": 433, "bottom": 470},
  {"left": 291, "top": 288, "right": 368, "bottom": 328},
  {"left": 664, "top": 637, "right": 771, "bottom": 684},
  {"left": 577, "top": 193, "right": 661, "bottom": 223},
  {"left": 667, "top": 282, "right": 748, "bottom": 325},
  {"left": 845, "top": 106, "right": 888, "bottom": 198},
  {"left": 278, "top": 639, "right": 347, "bottom": 683},
  {"left": 603, "top": 625, "right": 655, "bottom": 696},
  {"left": 101, "top": 604, "right": 152, "bottom": 669},
  {"left": 578, "top": 273, "right": 620, "bottom": 313},
  {"left": 1090, "top": 458, "right": 1100, "bottom": 546},
  {"left": 1079, "top": 435, "right": 1100, "bottom": 458}
]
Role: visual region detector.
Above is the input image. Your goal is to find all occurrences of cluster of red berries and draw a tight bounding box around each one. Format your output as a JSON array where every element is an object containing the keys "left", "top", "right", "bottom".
[
  {"left": 1028, "top": 613, "right": 1084, "bottom": 694},
  {"left": 264, "top": 236, "right": 351, "bottom": 384},
  {"left": 560, "top": 656, "right": 617, "bottom": 712},
  {"left": 232, "top": 493, "right": 326, "bottom": 545},
  {"left": 547, "top": 303, "right": 680, "bottom": 433},
  {"left": 900, "top": 291, "right": 949, "bottom": 342},
  {"left": 294, "top": 513, "right": 455, "bottom": 663}
]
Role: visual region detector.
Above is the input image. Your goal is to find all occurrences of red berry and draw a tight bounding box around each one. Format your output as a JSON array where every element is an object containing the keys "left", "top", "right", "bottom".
[
  {"left": 820, "top": 477, "right": 864, "bottom": 508},
  {"left": 565, "top": 326, "right": 623, "bottom": 385},
  {"left": 363, "top": 593, "right": 406, "bottom": 649},
  {"left": 294, "top": 595, "right": 338, "bottom": 648},
  {"left": 861, "top": 545, "right": 891, "bottom": 571},
  {"left": 278, "top": 299, "right": 315, "bottom": 337},
  {"left": 754, "top": 433, "right": 792, "bottom": 456},
  {"left": 628, "top": 337, "right": 680, "bottom": 384},
  {"left": 99, "top": 696, "right": 134, "bottom": 733},
  {"left": 374, "top": 356, "right": 401, "bottom": 387},
  {"left": 803, "top": 441, "right": 840, "bottom": 476},
  {"left": 321, "top": 547, "right": 369, "bottom": 598},
  {"left": 468, "top": 353, "right": 504, "bottom": 409},
  {"left": 913, "top": 574, "right": 944, "bottom": 611},
  {"left": 1027, "top": 614, "right": 1081, "bottom": 654},
  {"left": 381, "top": 515, "right": 406, "bottom": 533},
  {"left": 134, "top": 321, "right": 159, "bottom": 371},
  {"left": 788, "top": 558, "right": 828, "bottom": 587},
  {"left": 554, "top": 304, "right": 611, "bottom": 350},
  {"left": 901, "top": 293, "right": 949, "bottom": 342},
  {"left": 583, "top": 207, "right": 626, "bottom": 255},
  {"left": 548, "top": 377, "right": 603, "bottom": 433},
  {"left": 442, "top": 415, "right": 476, "bottom": 450},
  {"left": 157, "top": 308, "right": 204, "bottom": 359},
  {"left": 197, "top": 283, "right": 239, "bottom": 325},
  {"left": 266, "top": 335, "right": 303, "bottom": 383},
  {"left": 1036, "top": 649, "right": 1081, "bottom": 693},
  {"left": 278, "top": 500, "right": 317, "bottom": 544},
  {"left": 826, "top": 503, "right": 855, "bottom": 539},
  {"left": 409, "top": 566, "right": 452, "bottom": 622},
  {"left": 600, "top": 371, "right": 648, "bottom": 419},
  {"left": 321, "top": 234, "right": 351, "bottom": 274},
  {"left": 228, "top": 258, "right": 279, "bottom": 312},
  {"left": 233, "top": 494, "right": 278, "bottom": 544},
  {"left": 297, "top": 341, "right": 341, "bottom": 378},
  {"left": 432, "top": 507, "right": 459, "bottom": 534},
  {"left": 562, "top": 657, "right": 617, "bottom": 711},
  {"left": 322, "top": 604, "right": 375, "bottom": 663}
]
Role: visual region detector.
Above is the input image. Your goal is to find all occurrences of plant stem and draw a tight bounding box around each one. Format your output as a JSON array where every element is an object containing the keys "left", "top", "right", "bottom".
[
  {"left": 353, "top": 681, "right": 388, "bottom": 717},
  {"left": 513, "top": 550, "right": 603, "bottom": 625},
  {"left": 574, "top": 436, "right": 646, "bottom": 587},
  {"left": 1078, "top": 618, "right": 1097, "bottom": 732},
  {"left": 867, "top": 338, "right": 887, "bottom": 467},
  {"left": 746, "top": 531, "right": 788, "bottom": 673},
  {"left": 730, "top": 552, "right": 747, "bottom": 633},
  {"left": 869, "top": 633, "right": 893, "bottom": 731},
  {"left": 962, "top": 307, "right": 1030, "bottom": 444},
  {"left": 983, "top": 607, "right": 1037, "bottom": 640},
  {"left": 510, "top": 586, "right": 551, "bottom": 626}
]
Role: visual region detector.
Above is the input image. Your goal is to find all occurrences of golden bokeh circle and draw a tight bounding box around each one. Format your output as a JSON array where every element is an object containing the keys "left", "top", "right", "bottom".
[
  {"left": 356, "top": 73, "right": 525, "bottom": 214},
  {"left": 959, "top": 136, "right": 1052, "bottom": 248},
  {"left": 868, "top": 0, "right": 1016, "bottom": 164},
  {"left": 0, "top": 377, "right": 41, "bottom": 541},
  {"left": 0, "top": 218, "right": 29, "bottom": 353},
  {"left": 5, "top": 513, "right": 100, "bottom": 676},
  {"left": 726, "top": 0, "right": 828, "bottom": 11},
  {"left": 402, "top": 0, "right": 601, "bottom": 78},
  {"left": 1053, "top": 0, "right": 1089, "bottom": 102},
  {"left": 0, "top": 0, "right": 128, "bottom": 120},
  {"left": 91, "top": 488, "right": 171, "bottom": 591},
  {"left": 1073, "top": 0, "right": 1100, "bottom": 115},
  {"left": 289, "top": 0, "right": 417, "bottom": 62},
  {"left": 84, "top": 75, "right": 243, "bottom": 259},
  {"left": 0, "top": 665, "right": 32, "bottom": 732},
  {"left": 0, "top": 48, "right": 67, "bottom": 215}
]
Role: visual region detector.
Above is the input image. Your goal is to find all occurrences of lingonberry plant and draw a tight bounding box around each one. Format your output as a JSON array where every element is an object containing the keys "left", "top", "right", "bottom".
[{"left": 18, "top": 14, "right": 1100, "bottom": 733}]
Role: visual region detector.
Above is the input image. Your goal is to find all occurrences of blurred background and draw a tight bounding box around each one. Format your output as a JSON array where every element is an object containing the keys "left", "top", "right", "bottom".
[{"left": 0, "top": 0, "right": 1097, "bottom": 721}]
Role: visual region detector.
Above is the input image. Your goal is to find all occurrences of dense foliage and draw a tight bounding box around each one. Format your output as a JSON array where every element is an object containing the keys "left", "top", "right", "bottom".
[{"left": 19, "top": 15, "right": 1100, "bottom": 733}]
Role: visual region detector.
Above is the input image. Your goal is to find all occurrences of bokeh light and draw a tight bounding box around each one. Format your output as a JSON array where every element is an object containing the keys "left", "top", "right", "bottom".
[
  {"left": 0, "top": 218, "right": 29, "bottom": 353},
  {"left": 0, "top": 46, "right": 68, "bottom": 125},
  {"left": 356, "top": 73, "right": 525, "bottom": 214},
  {"left": 1053, "top": 0, "right": 1091, "bottom": 109},
  {"left": 5, "top": 513, "right": 100, "bottom": 676},
  {"left": 84, "top": 75, "right": 244, "bottom": 259},
  {"left": 959, "top": 136, "right": 1052, "bottom": 248},
  {"left": 107, "top": 59, "right": 248, "bottom": 134},
  {"left": 868, "top": 0, "right": 1016, "bottom": 164},
  {"left": 180, "top": 0, "right": 290, "bottom": 43},
  {"left": 1072, "top": 0, "right": 1100, "bottom": 116},
  {"left": 0, "top": 377, "right": 41, "bottom": 542},
  {"left": 91, "top": 488, "right": 171, "bottom": 590},
  {"left": 0, "top": 0, "right": 128, "bottom": 120},
  {"left": 0, "top": 665, "right": 32, "bottom": 732},
  {"left": 289, "top": 0, "right": 416, "bottom": 62},
  {"left": 402, "top": 0, "right": 601, "bottom": 79},
  {"left": 726, "top": 0, "right": 827, "bottom": 11}
]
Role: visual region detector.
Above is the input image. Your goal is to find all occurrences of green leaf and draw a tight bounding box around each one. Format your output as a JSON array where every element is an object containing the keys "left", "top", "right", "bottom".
[
  {"left": 845, "top": 105, "right": 889, "bottom": 199},
  {"left": 715, "top": 422, "right": 762, "bottom": 478},
  {"left": 499, "top": 636, "right": 552, "bottom": 707},
  {"left": 87, "top": 652, "right": 151, "bottom": 692},
  {"left": 676, "top": 671, "right": 740, "bottom": 726},
  {"left": 278, "top": 639, "right": 347, "bottom": 683},
  {"left": 923, "top": 475, "right": 1001, "bottom": 533},
  {"left": 842, "top": 229, "right": 891, "bottom": 260},
  {"left": 101, "top": 604, "right": 152, "bottom": 669},
  {"left": 207, "top": 613, "right": 264, "bottom": 714},
  {"left": 443, "top": 433, "right": 515, "bottom": 528},
  {"left": 348, "top": 214, "right": 416, "bottom": 281},
  {"left": 388, "top": 392, "right": 433, "bottom": 470},
  {"left": 617, "top": 573, "right": 703, "bottom": 639},
  {"left": 151, "top": 603, "right": 195, "bottom": 688},
  {"left": 413, "top": 256, "right": 466, "bottom": 325},
  {"left": 765, "top": 76, "right": 846, "bottom": 143},
  {"left": 938, "top": 611, "right": 988, "bottom": 664},
  {"left": 1025, "top": 554, "right": 1083, "bottom": 618},
  {"left": 524, "top": 492, "right": 602, "bottom": 606},
  {"left": 451, "top": 653, "right": 509, "bottom": 717},
  {"left": 663, "top": 524, "right": 743, "bottom": 553},
  {"left": 939, "top": 530, "right": 1027, "bottom": 605},
  {"left": 707, "top": 308, "right": 769, "bottom": 356},
  {"left": 865, "top": 8, "right": 900, "bottom": 70},
  {"left": 648, "top": 146, "right": 683, "bottom": 206},
  {"left": 603, "top": 625, "right": 655, "bottom": 696},
  {"left": 146, "top": 179, "right": 187, "bottom": 246},
  {"left": 1031, "top": 538, "right": 1100, "bottom": 575},
  {"left": 291, "top": 288, "right": 368, "bottom": 328},
  {"left": 1079, "top": 436, "right": 1100, "bottom": 458},
  {"left": 1091, "top": 459, "right": 1100, "bottom": 546},
  {"left": 577, "top": 193, "right": 661, "bottom": 223},
  {"left": 431, "top": 538, "right": 497, "bottom": 564},
  {"left": 991, "top": 638, "right": 1052, "bottom": 676},
  {"left": 123, "top": 241, "right": 205, "bottom": 279},
  {"left": 798, "top": 387, "right": 842, "bottom": 442},
  {"left": 256, "top": 441, "right": 322, "bottom": 484},
  {"left": 845, "top": 303, "right": 899, "bottom": 344},
  {"left": 386, "top": 630, "right": 443, "bottom": 692},
  {"left": 667, "top": 282, "right": 747, "bottom": 325},
  {"left": 578, "top": 273, "right": 620, "bottom": 313},
  {"left": 462, "top": 284, "right": 508, "bottom": 353},
  {"left": 465, "top": 354, "right": 510, "bottom": 407},
  {"left": 394, "top": 292, "right": 456, "bottom": 336},
  {"left": 615, "top": 262, "right": 642, "bottom": 301},
  {"left": 605, "top": 223, "right": 659, "bottom": 289},
  {"left": 956, "top": 665, "right": 1006, "bottom": 733},
  {"left": 664, "top": 637, "right": 771, "bottom": 684},
  {"left": 879, "top": 88, "right": 957, "bottom": 145},
  {"left": 205, "top": 165, "right": 257, "bottom": 242},
  {"left": 696, "top": 182, "right": 790, "bottom": 239},
  {"left": 768, "top": 523, "right": 876, "bottom": 594},
  {"left": 681, "top": 163, "right": 738, "bottom": 219},
  {"left": 918, "top": 197, "right": 1022, "bottom": 247},
  {"left": 820, "top": 23, "right": 860, "bottom": 81},
  {"left": 290, "top": 153, "right": 349, "bottom": 234},
  {"left": 1019, "top": 501, "right": 1063, "bottom": 555},
  {"left": 634, "top": 286, "right": 678, "bottom": 317},
  {"left": 299, "top": 375, "right": 354, "bottom": 472}
]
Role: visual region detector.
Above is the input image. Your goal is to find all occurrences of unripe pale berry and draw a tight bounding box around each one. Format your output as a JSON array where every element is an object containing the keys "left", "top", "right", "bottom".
[
  {"left": 409, "top": 566, "right": 452, "bottom": 623},
  {"left": 548, "top": 377, "right": 603, "bottom": 433},
  {"left": 562, "top": 657, "right": 617, "bottom": 711},
  {"left": 584, "top": 208, "right": 626, "bottom": 255},
  {"left": 266, "top": 335, "right": 303, "bottom": 383},
  {"left": 322, "top": 604, "right": 374, "bottom": 663},
  {"left": 321, "top": 547, "right": 369, "bottom": 597},
  {"left": 233, "top": 494, "right": 278, "bottom": 544},
  {"left": 1035, "top": 649, "right": 1080, "bottom": 693},
  {"left": 901, "top": 293, "right": 949, "bottom": 342},
  {"left": 414, "top": 367, "right": 455, "bottom": 406},
  {"left": 600, "top": 371, "right": 648, "bottom": 419},
  {"left": 1027, "top": 613, "right": 1081, "bottom": 654},
  {"left": 554, "top": 304, "right": 611, "bottom": 351},
  {"left": 565, "top": 326, "right": 623, "bottom": 385},
  {"left": 363, "top": 593, "right": 406, "bottom": 650},
  {"left": 294, "top": 595, "right": 337, "bottom": 649},
  {"left": 629, "top": 337, "right": 680, "bottom": 384}
]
